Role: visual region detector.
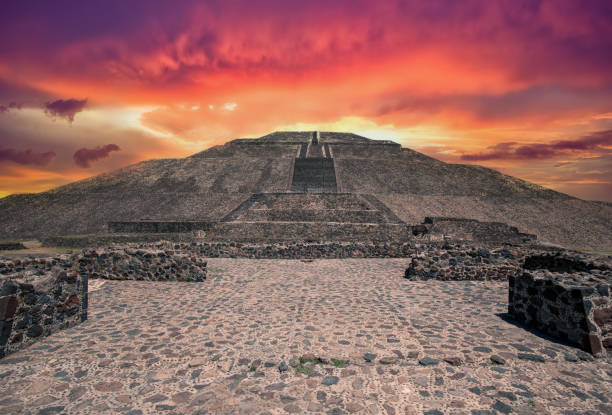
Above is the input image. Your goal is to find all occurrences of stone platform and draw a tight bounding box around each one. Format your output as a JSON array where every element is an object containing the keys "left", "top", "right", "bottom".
[{"left": 0, "top": 259, "right": 610, "bottom": 414}]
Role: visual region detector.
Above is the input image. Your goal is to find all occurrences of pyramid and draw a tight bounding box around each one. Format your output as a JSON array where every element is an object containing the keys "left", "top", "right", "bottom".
[{"left": 1, "top": 131, "right": 611, "bottom": 250}]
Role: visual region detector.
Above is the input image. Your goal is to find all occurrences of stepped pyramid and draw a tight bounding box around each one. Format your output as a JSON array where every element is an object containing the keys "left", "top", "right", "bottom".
[{"left": 1, "top": 131, "right": 611, "bottom": 250}]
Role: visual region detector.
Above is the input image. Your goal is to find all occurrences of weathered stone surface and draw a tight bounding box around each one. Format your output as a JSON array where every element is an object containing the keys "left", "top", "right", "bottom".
[
  {"left": 508, "top": 255, "right": 611, "bottom": 356},
  {"left": 0, "top": 269, "right": 87, "bottom": 359}
]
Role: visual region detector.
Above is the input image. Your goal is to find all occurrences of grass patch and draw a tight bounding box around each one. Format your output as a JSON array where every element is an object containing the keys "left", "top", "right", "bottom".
[
  {"left": 295, "top": 365, "right": 312, "bottom": 375},
  {"left": 489, "top": 359, "right": 501, "bottom": 366},
  {"left": 249, "top": 365, "right": 256, "bottom": 372},
  {"left": 300, "top": 356, "right": 326, "bottom": 365},
  {"left": 332, "top": 359, "right": 347, "bottom": 368}
]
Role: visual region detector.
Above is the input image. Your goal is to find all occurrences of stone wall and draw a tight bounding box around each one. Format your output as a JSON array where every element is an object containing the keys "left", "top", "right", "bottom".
[
  {"left": 1, "top": 249, "right": 207, "bottom": 282},
  {"left": 0, "top": 242, "right": 26, "bottom": 251},
  {"left": 424, "top": 217, "right": 536, "bottom": 245},
  {"left": 1, "top": 269, "right": 87, "bottom": 358},
  {"left": 108, "top": 221, "right": 212, "bottom": 233},
  {"left": 75, "top": 248, "right": 207, "bottom": 281},
  {"left": 125, "top": 241, "right": 421, "bottom": 259},
  {"left": 404, "top": 246, "right": 522, "bottom": 281},
  {"left": 509, "top": 255, "right": 611, "bottom": 356}
]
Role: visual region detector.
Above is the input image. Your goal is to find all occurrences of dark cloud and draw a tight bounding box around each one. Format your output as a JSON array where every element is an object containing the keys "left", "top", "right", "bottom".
[
  {"left": 44, "top": 98, "right": 87, "bottom": 122},
  {"left": 0, "top": 148, "right": 56, "bottom": 165},
  {"left": 373, "top": 85, "right": 612, "bottom": 123},
  {"left": 461, "top": 130, "right": 612, "bottom": 161},
  {"left": 0, "top": 102, "right": 23, "bottom": 114},
  {"left": 73, "top": 144, "right": 120, "bottom": 168}
]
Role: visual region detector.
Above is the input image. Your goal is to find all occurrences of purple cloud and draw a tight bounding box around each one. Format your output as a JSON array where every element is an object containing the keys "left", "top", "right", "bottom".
[
  {"left": 73, "top": 144, "right": 120, "bottom": 168},
  {"left": 461, "top": 130, "right": 612, "bottom": 161},
  {"left": 44, "top": 98, "right": 87, "bottom": 122},
  {"left": 0, "top": 148, "right": 56, "bottom": 165},
  {"left": 0, "top": 102, "right": 23, "bottom": 114}
]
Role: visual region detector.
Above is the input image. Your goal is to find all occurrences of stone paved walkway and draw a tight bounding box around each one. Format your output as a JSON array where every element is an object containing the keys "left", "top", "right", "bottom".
[{"left": 0, "top": 259, "right": 611, "bottom": 414}]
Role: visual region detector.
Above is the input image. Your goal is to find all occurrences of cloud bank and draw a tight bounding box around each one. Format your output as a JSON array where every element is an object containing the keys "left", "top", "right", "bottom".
[
  {"left": 461, "top": 130, "right": 612, "bottom": 161},
  {"left": 0, "top": 148, "right": 56, "bottom": 165}
]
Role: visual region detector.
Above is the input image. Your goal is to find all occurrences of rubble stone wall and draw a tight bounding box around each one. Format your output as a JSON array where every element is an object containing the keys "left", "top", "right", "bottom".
[
  {"left": 508, "top": 257, "right": 611, "bottom": 356},
  {"left": 75, "top": 249, "right": 207, "bottom": 281},
  {"left": 1, "top": 249, "right": 208, "bottom": 283},
  {"left": 404, "top": 247, "right": 522, "bottom": 281},
  {"left": 0, "top": 270, "right": 87, "bottom": 358}
]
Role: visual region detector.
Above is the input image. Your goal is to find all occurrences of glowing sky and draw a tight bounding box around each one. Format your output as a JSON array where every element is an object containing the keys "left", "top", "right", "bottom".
[{"left": 1, "top": 0, "right": 611, "bottom": 201}]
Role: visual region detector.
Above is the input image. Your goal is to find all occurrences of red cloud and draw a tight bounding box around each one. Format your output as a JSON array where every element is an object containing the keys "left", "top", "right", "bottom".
[
  {"left": 461, "top": 130, "right": 612, "bottom": 161},
  {"left": 44, "top": 98, "right": 87, "bottom": 123},
  {"left": 73, "top": 144, "right": 120, "bottom": 168},
  {"left": 0, "top": 148, "right": 56, "bottom": 165}
]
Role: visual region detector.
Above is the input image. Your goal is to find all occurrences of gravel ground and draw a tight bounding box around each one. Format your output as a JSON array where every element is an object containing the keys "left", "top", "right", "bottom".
[{"left": 0, "top": 258, "right": 610, "bottom": 414}]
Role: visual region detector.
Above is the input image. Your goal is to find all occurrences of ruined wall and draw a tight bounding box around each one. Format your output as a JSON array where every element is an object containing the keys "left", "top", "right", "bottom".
[
  {"left": 75, "top": 249, "right": 207, "bottom": 281},
  {"left": 424, "top": 217, "right": 536, "bottom": 245},
  {"left": 509, "top": 255, "right": 611, "bottom": 355},
  {"left": 404, "top": 246, "right": 522, "bottom": 281},
  {"left": 0, "top": 270, "right": 87, "bottom": 358}
]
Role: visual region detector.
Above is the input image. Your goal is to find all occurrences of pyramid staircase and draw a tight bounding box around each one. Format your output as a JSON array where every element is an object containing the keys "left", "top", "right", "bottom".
[{"left": 205, "top": 192, "right": 411, "bottom": 242}]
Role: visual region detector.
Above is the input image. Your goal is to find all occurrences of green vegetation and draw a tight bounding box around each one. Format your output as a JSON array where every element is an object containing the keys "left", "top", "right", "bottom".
[
  {"left": 332, "top": 359, "right": 347, "bottom": 367},
  {"left": 295, "top": 365, "right": 312, "bottom": 375}
]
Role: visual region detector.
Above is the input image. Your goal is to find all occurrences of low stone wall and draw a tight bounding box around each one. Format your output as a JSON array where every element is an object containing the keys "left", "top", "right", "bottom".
[
  {"left": 404, "top": 246, "right": 523, "bottom": 281},
  {"left": 75, "top": 248, "right": 207, "bottom": 281},
  {"left": 108, "top": 221, "right": 211, "bottom": 233},
  {"left": 424, "top": 217, "right": 536, "bottom": 245},
  {"left": 1, "top": 270, "right": 87, "bottom": 358},
  {"left": 0, "top": 242, "right": 26, "bottom": 251},
  {"left": 0, "top": 249, "right": 207, "bottom": 283},
  {"left": 509, "top": 255, "right": 611, "bottom": 356},
  {"left": 130, "top": 241, "right": 421, "bottom": 259},
  {"left": 42, "top": 233, "right": 199, "bottom": 248}
]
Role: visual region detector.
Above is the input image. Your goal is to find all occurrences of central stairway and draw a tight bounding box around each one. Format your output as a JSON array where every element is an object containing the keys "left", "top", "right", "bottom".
[
  {"left": 203, "top": 132, "right": 410, "bottom": 242},
  {"left": 290, "top": 131, "right": 337, "bottom": 193},
  {"left": 206, "top": 193, "right": 410, "bottom": 242}
]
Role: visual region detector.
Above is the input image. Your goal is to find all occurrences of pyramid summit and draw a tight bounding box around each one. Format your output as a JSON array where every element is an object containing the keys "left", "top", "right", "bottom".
[{"left": 1, "top": 131, "right": 610, "bottom": 250}]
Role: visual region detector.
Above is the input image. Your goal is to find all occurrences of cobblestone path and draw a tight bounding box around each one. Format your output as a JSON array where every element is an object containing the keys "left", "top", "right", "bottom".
[{"left": 1, "top": 259, "right": 611, "bottom": 414}]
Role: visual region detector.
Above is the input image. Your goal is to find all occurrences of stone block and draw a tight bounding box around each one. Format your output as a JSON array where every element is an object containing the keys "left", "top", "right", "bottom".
[
  {"left": 593, "top": 307, "right": 612, "bottom": 327},
  {"left": 0, "top": 296, "right": 18, "bottom": 321}
]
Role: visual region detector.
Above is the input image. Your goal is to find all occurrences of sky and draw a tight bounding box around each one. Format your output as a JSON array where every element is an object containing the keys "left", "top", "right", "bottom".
[{"left": 1, "top": 0, "right": 611, "bottom": 201}]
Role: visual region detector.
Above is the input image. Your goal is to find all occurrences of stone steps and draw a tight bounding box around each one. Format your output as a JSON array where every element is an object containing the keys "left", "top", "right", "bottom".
[
  {"left": 237, "top": 209, "right": 387, "bottom": 223},
  {"left": 291, "top": 158, "right": 337, "bottom": 193},
  {"left": 205, "top": 221, "right": 412, "bottom": 242}
]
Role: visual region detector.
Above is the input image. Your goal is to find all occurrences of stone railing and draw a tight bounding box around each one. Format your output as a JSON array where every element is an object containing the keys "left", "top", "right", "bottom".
[
  {"left": 1, "top": 270, "right": 87, "bottom": 358},
  {"left": 509, "top": 254, "right": 611, "bottom": 356}
]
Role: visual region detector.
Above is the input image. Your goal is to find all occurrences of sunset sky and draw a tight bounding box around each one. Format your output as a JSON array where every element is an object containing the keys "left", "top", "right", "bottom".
[{"left": 1, "top": 0, "right": 611, "bottom": 201}]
